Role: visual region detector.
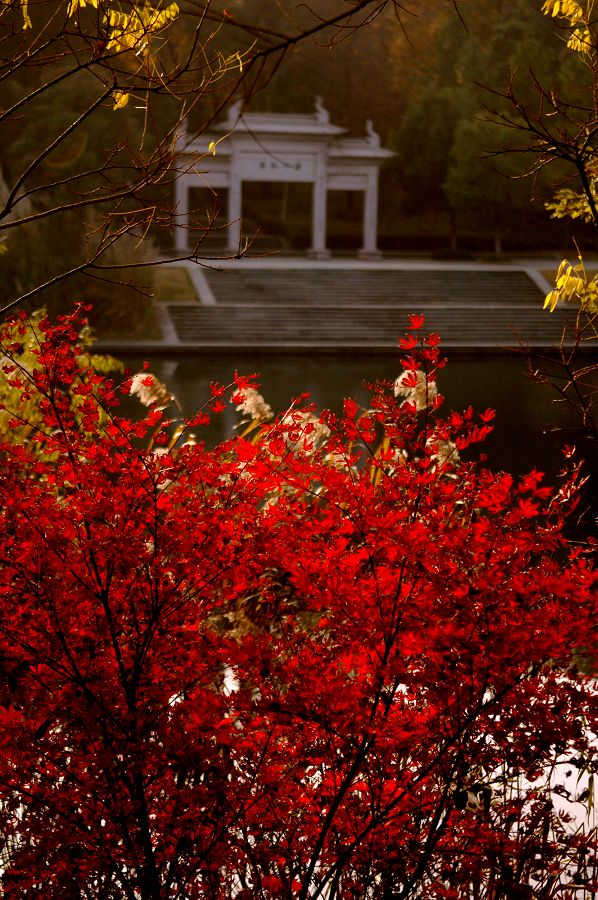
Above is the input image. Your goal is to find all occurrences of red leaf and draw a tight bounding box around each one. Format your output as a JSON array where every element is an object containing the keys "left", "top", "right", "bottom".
[
  {"left": 407, "top": 313, "right": 425, "bottom": 330},
  {"left": 398, "top": 333, "right": 417, "bottom": 350}
]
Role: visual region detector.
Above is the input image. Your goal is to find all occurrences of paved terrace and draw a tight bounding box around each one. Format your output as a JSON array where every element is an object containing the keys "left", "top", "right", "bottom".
[{"left": 98, "top": 258, "right": 583, "bottom": 353}]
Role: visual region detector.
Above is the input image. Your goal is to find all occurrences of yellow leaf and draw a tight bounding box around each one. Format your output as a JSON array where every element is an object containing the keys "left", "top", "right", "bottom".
[
  {"left": 21, "top": 0, "right": 31, "bottom": 28},
  {"left": 208, "top": 141, "right": 217, "bottom": 155},
  {"left": 112, "top": 91, "right": 130, "bottom": 110},
  {"left": 67, "top": 0, "right": 99, "bottom": 16}
]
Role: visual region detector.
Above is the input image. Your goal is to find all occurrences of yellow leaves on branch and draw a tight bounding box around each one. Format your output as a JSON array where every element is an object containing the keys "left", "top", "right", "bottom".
[
  {"left": 542, "top": 0, "right": 586, "bottom": 19},
  {"left": 567, "top": 24, "right": 593, "bottom": 53},
  {"left": 542, "top": 0, "right": 594, "bottom": 56},
  {"left": 6, "top": 0, "right": 32, "bottom": 29},
  {"left": 103, "top": 1, "right": 179, "bottom": 56},
  {"left": 11, "top": 0, "right": 179, "bottom": 55},
  {"left": 544, "top": 258, "right": 598, "bottom": 313},
  {"left": 545, "top": 188, "right": 597, "bottom": 224},
  {"left": 545, "top": 157, "right": 598, "bottom": 224}
]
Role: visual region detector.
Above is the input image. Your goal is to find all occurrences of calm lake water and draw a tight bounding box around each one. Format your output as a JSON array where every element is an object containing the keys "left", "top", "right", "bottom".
[{"left": 121, "top": 351, "right": 594, "bottom": 484}]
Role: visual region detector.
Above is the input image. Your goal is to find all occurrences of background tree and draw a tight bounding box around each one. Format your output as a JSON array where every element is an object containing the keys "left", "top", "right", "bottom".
[
  {"left": 444, "top": 118, "right": 535, "bottom": 255},
  {"left": 485, "top": 1, "right": 598, "bottom": 509},
  {"left": 0, "top": 0, "right": 421, "bottom": 325},
  {"left": 389, "top": 0, "right": 583, "bottom": 252}
]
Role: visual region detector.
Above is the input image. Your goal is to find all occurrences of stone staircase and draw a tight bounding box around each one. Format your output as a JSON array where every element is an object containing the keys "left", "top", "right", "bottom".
[{"left": 165, "top": 269, "right": 578, "bottom": 350}]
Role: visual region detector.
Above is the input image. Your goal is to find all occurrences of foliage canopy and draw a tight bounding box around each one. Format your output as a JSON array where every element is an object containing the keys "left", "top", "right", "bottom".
[{"left": 0, "top": 308, "right": 595, "bottom": 898}]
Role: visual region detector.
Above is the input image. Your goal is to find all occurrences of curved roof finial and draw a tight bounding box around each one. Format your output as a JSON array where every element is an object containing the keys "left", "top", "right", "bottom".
[
  {"left": 366, "top": 119, "right": 381, "bottom": 148},
  {"left": 315, "top": 96, "right": 330, "bottom": 125},
  {"left": 226, "top": 99, "right": 243, "bottom": 127}
]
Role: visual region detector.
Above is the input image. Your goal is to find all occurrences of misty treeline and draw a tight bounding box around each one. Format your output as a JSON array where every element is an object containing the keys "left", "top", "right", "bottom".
[
  {"left": 0, "top": 0, "right": 593, "bottom": 329},
  {"left": 245, "top": 0, "right": 592, "bottom": 254}
]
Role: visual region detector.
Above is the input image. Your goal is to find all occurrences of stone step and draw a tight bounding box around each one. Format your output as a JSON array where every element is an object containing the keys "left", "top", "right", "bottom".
[
  {"left": 167, "top": 303, "right": 576, "bottom": 349},
  {"left": 203, "top": 269, "right": 545, "bottom": 307}
]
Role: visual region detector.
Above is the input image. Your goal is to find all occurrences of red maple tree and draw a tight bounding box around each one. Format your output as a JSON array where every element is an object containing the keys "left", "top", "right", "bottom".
[{"left": 0, "top": 309, "right": 595, "bottom": 899}]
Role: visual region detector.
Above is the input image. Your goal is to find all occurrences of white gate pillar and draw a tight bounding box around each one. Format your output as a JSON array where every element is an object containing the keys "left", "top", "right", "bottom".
[
  {"left": 358, "top": 170, "right": 381, "bottom": 259},
  {"left": 227, "top": 171, "right": 242, "bottom": 253},
  {"left": 174, "top": 176, "right": 189, "bottom": 252},
  {"left": 309, "top": 154, "right": 330, "bottom": 259}
]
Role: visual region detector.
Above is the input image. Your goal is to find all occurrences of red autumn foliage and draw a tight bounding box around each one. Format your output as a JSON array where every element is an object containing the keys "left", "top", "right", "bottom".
[{"left": 0, "top": 309, "right": 595, "bottom": 899}]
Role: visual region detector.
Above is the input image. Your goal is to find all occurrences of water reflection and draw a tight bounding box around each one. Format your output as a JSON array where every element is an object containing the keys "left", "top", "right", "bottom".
[{"left": 120, "top": 351, "right": 590, "bottom": 481}]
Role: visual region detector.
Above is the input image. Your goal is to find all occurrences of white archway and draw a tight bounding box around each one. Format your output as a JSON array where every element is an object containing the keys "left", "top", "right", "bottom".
[{"left": 174, "top": 100, "right": 394, "bottom": 258}]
